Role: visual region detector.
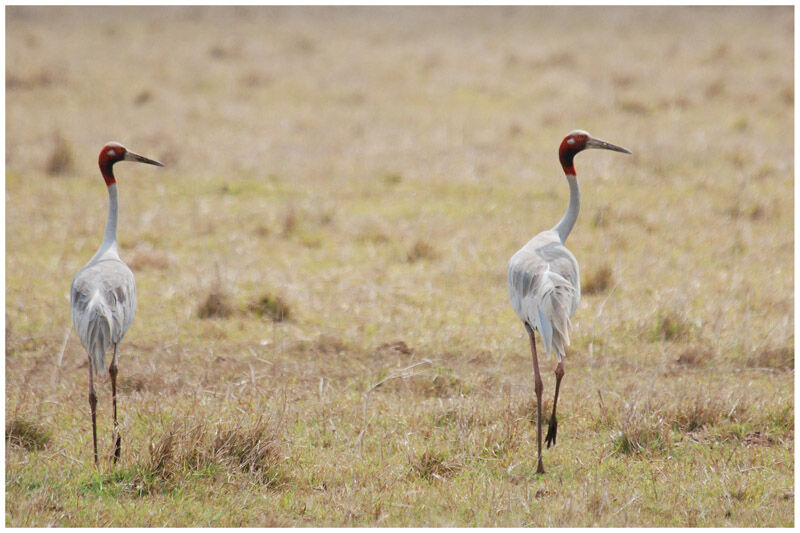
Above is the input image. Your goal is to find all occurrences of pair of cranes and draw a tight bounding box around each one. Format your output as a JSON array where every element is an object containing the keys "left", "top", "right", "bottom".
[{"left": 71, "top": 132, "right": 631, "bottom": 472}]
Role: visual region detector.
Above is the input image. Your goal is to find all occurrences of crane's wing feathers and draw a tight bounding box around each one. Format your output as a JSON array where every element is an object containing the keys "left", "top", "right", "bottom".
[
  {"left": 70, "top": 258, "right": 137, "bottom": 374},
  {"left": 508, "top": 230, "right": 580, "bottom": 361}
]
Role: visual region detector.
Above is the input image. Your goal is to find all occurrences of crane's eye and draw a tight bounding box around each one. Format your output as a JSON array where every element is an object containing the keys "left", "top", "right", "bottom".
[
  {"left": 566, "top": 137, "right": 576, "bottom": 145},
  {"left": 106, "top": 149, "right": 117, "bottom": 157}
]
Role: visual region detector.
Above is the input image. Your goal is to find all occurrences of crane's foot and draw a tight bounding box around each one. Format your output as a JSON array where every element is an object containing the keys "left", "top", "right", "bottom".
[
  {"left": 536, "top": 458, "right": 546, "bottom": 474},
  {"left": 545, "top": 416, "right": 558, "bottom": 448},
  {"left": 112, "top": 434, "right": 121, "bottom": 464}
]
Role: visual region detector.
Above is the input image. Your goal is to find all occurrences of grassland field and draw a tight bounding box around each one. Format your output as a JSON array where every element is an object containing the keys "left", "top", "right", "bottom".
[{"left": 5, "top": 6, "right": 794, "bottom": 526}]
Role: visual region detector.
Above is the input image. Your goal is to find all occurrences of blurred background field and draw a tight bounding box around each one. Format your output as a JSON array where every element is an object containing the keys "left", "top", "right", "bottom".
[{"left": 5, "top": 6, "right": 793, "bottom": 526}]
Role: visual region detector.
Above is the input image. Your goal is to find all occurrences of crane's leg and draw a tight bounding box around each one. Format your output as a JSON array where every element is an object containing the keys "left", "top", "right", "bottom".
[
  {"left": 545, "top": 361, "right": 565, "bottom": 448},
  {"left": 526, "top": 325, "right": 545, "bottom": 474},
  {"left": 88, "top": 357, "right": 98, "bottom": 465},
  {"left": 109, "top": 344, "right": 121, "bottom": 464}
]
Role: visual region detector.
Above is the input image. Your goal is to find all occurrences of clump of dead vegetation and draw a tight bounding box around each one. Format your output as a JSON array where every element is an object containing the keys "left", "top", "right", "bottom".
[
  {"left": 745, "top": 344, "right": 793, "bottom": 370},
  {"left": 408, "top": 447, "right": 462, "bottom": 482},
  {"left": 247, "top": 292, "right": 291, "bottom": 322},
  {"left": 406, "top": 239, "right": 437, "bottom": 262},
  {"left": 674, "top": 345, "right": 713, "bottom": 367},
  {"left": 599, "top": 388, "right": 755, "bottom": 455},
  {"left": 6, "top": 416, "right": 50, "bottom": 451},
  {"left": 582, "top": 264, "right": 614, "bottom": 295},
  {"left": 647, "top": 308, "right": 696, "bottom": 342},
  {"left": 382, "top": 369, "right": 466, "bottom": 399},
  {"left": 6, "top": 68, "right": 60, "bottom": 90},
  {"left": 198, "top": 285, "right": 233, "bottom": 319},
  {"left": 46, "top": 135, "right": 74, "bottom": 176},
  {"left": 122, "top": 415, "right": 287, "bottom": 495},
  {"left": 280, "top": 206, "right": 298, "bottom": 237},
  {"left": 211, "top": 420, "right": 285, "bottom": 482},
  {"left": 133, "top": 89, "right": 152, "bottom": 105}
]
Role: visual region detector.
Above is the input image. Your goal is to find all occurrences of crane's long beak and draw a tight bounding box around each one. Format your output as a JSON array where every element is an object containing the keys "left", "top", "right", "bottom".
[
  {"left": 586, "top": 137, "right": 632, "bottom": 155},
  {"left": 124, "top": 150, "right": 165, "bottom": 167}
]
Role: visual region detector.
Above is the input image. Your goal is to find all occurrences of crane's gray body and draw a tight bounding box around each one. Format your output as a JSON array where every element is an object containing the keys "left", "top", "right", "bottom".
[
  {"left": 70, "top": 182, "right": 136, "bottom": 375},
  {"left": 70, "top": 254, "right": 136, "bottom": 375},
  {"left": 507, "top": 228, "right": 579, "bottom": 362}
]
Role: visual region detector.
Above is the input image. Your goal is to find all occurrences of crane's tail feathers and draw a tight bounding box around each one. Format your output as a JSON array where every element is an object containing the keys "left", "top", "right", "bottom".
[
  {"left": 533, "top": 271, "right": 574, "bottom": 361},
  {"left": 80, "top": 294, "right": 113, "bottom": 375}
]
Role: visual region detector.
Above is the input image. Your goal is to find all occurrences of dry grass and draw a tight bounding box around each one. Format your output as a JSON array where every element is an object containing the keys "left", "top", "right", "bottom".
[
  {"left": 6, "top": 416, "right": 51, "bottom": 451},
  {"left": 46, "top": 135, "right": 75, "bottom": 176},
  {"left": 406, "top": 239, "right": 438, "bottom": 262},
  {"left": 582, "top": 264, "right": 614, "bottom": 295},
  {"left": 248, "top": 293, "right": 291, "bottom": 322},
  {"left": 197, "top": 286, "right": 233, "bottom": 319},
  {"left": 6, "top": 5, "right": 793, "bottom": 528}
]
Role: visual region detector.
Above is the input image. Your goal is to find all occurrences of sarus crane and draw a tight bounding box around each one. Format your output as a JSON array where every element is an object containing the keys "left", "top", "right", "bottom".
[
  {"left": 70, "top": 142, "right": 163, "bottom": 464},
  {"left": 507, "top": 130, "right": 631, "bottom": 474}
]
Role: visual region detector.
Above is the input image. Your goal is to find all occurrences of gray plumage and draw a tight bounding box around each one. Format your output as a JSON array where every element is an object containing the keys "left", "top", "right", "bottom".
[
  {"left": 508, "top": 229, "right": 579, "bottom": 362},
  {"left": 70, "top": 255, "right": 136, "bottom": 375}
]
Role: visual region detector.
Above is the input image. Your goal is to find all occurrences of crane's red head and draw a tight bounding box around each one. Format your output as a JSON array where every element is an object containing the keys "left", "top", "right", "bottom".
[
  {"left": 98, "top": 142, "right": 164, "bottom": 186},
  {"left": 558, "top": 130, "right": 632, "bottom": 176}
]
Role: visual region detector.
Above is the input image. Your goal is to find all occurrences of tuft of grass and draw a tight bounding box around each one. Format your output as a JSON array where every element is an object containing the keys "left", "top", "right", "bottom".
[
  {"left": 240, "top": 70, "right": 273, "bottom": 88},
  {"left": 46, "top": 135, "right": 74, "bottom": 175},
  {"left": 6, "top": 68, "right": 58, "bottom": 90},
  {"left": 406, "top": 239, "right": 437, "bottom": 262},
  {"left": 198, "top": 286, "right": 233, "bottom": 319},
  {"left": 648, "top": 309, "right": 694, "bottom": 342},
  {"left": 113, "top": 416, "right": 287, "bottom": 496},
  {"left": 280, "top": 206, "right": 297, "bottom": 237},
  {"left": 611, "top": 400, "right": 670, "bottom": 455},
  {"left": 133, "top": 89, "right": 152, "bottom": 105},
  {"left": 6, "top": 416, "right": 51, "bottom": 451},
  {"left": 382, "top": 171, "right": 403, "bottom": 185},
  {"left": 211, "top": 417, "right": 285, "bottom": 485},
  {"left": 582, "top": 264, "right": 614, "bottom": 295},
  {"left": 208, "top": 43, "right": 240, "bottom": 59},
  {"left": 670, "top": 394, "right": 725, "bottom": 432},
  {"left": 146, "top": 421, "right": 210, "bottom": 481},
  {"left": 746, "top": 345, "right": 793, "bottom": 370},
  {"left": 409, "top": 448, "right": 461, "bottom": 482},
  {"left": 248, "top": 293, "right": 291, "bottom": 322},
  {"left": 675, "top": 345, "right": 712, "bottom": 367},
  {"left": 375, "top": 340, "right": 413, "bottom": 357}
]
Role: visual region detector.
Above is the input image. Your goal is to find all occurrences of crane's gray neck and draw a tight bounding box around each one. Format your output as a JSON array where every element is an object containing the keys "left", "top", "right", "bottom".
[
  {"left": 552, "top": 173, "right": 580, "bottom": 243},
  {"left": 92, "top": 183, "right": 119, "bottom": 261}
]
